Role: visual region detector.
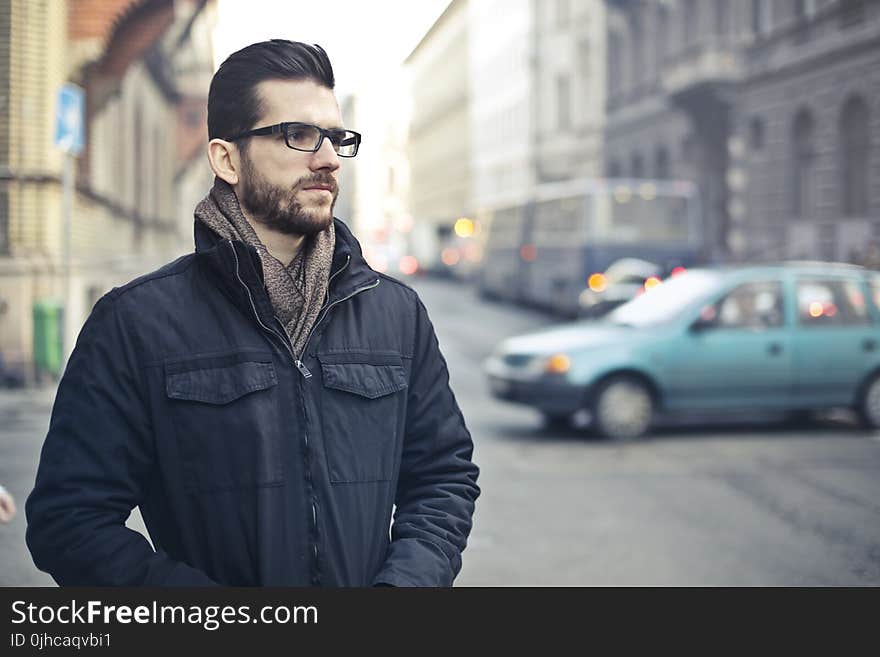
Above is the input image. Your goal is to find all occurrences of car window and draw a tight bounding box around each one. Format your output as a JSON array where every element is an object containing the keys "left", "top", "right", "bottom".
[
  {"left": 796, "top": 278, "right": 869, "bottom": 327},
  {"left": 607, "top": 270, "right": 721, "bottom": 327},
  {"left": 710, "top": 281, "right": 784, "bottom": 329},
  {"left": 869, "top": 274, "right": 880, "bottom": 312},
  {"left": 616, "top": 274, "right": 649, "bottom": 285}
]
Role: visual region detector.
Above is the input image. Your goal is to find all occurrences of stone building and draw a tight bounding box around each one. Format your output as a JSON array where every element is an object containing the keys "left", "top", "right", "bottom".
[
  {"left": 533, "top": 0, "right": 607, "bottom": 184},
  {"left": 0, "top": 0, "right": 216, "bottom": 380},
  {"left": 603, "top": 0, "right": 880, "bottom": 263},
  {"left": 736, "top": 0, "right": 880, "bottom": 263}
]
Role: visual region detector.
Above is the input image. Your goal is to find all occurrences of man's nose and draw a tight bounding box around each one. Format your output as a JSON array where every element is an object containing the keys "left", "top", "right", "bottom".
[{"left": 310, "top": 136, "right": 340, "bottom": 171}]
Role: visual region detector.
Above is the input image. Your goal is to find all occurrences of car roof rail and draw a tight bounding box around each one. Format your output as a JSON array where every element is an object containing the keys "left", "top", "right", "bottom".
[{"left": 780, "top": 260, "right": 864, "bottom": 270}]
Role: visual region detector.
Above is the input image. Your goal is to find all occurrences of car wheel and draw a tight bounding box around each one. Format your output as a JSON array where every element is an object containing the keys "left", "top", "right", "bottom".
[
  {"left": 592, "top": 375, "right": 654, "bottom": 440},
  {"left": 857, "top": 373, "right": 880, "bottom": 429}
]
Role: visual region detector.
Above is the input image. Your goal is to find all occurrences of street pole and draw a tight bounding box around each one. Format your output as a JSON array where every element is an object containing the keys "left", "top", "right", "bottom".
[
  {"left": 61, "top": 151, "right": 73, "bottom": 373},
  {"left": 53, "top": 82, "right": 84, "bottom": 378}
]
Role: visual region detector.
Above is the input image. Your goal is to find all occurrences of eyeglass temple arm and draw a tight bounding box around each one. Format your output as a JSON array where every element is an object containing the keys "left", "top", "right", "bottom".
[{"left": 228, "top": 124, "right": 283, "bottom": 141}]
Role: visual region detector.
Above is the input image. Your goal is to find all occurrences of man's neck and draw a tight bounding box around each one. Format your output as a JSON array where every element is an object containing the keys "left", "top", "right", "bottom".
[{"left": 244, "top": 213, "right": 306, "bottom": 266}]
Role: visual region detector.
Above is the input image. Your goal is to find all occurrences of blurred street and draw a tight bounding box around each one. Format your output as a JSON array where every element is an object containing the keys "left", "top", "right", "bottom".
[{"left": 2, "top": 276, "right": 880, "bottom": 586}]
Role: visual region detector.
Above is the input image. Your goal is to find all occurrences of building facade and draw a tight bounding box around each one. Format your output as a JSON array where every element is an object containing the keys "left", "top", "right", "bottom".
[
  {"left": 405, "top": 0, "right": 471, "bottom": 273},
  {"left": 534, "top": 0, "right": 607, "bottom": 184},
  {"left": 336, "top": 76, "right": 412, "bottom": 275},
  {"left": 736, "top": 0, "right": 880, "bottom": 263},
  {"left": 0, "top": 0, "right": 215, "bottom": 380},
  {"left": 603, "top": 0, "right": 880, "bottom": 263},
  {"left": 468, "top": 0, "right": 535, "bottom": 211}
]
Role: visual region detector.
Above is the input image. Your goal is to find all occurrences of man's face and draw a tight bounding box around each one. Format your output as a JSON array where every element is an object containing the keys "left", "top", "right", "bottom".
[{"left": 237, "top": 79, "right": 343, "bottom": 237}]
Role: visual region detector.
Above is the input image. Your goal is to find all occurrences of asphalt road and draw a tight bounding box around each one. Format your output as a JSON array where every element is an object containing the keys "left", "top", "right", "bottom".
[{"left": 2, "top": 276, "right": 879, "bottom": 586}]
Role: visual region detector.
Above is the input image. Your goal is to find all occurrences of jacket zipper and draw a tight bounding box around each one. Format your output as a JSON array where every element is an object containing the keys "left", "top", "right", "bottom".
[
  {"left": 294, "top": 272, "right": 380, "bottom": 378},
  {"left": 291, "top": 254, "right": 351, "bottom": 378},
  {"left": 228, "top": 242, "right": 379, "bottom": 378},
  {"left": 227, "top": 241, "right": 298, "bottom": 364}
]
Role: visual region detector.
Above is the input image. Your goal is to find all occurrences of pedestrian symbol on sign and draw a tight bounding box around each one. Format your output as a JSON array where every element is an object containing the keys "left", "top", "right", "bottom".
[{"left": 54, "top": 84, "right": 84, "bottom": 155}]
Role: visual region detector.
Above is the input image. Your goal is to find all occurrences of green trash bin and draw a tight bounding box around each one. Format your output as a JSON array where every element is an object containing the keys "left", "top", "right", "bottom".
[{"left": 33, "top": 298, "right": 64, "bottom": 378}]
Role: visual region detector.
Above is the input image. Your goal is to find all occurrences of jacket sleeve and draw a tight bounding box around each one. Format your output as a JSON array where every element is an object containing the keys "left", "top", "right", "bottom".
[
  {"left": 372, "top": 297, "right": 480, "bottom": 587},
  {"left": 25, "top": 294, "right": 218, "bottom": 586}
]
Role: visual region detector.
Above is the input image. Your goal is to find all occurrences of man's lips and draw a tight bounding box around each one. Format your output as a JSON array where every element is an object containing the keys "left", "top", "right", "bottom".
[{"left": 302, "top": 184, "right": 334, "bottom": 192}]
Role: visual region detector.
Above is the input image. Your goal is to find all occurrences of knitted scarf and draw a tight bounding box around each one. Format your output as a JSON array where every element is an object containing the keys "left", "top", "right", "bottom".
[{"left": 194, "top": 177, "right": 335, "bottom": 357}]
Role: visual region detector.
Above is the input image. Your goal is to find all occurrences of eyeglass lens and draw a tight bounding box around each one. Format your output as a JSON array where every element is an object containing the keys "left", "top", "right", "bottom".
[{"left": 285, "top": 124, "right": 358, "bottom": 156}]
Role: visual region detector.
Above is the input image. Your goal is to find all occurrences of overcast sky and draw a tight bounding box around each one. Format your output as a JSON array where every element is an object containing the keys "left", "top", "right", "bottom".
[{"left": 213, "top": 0, "right": 450, "bottom": 100}]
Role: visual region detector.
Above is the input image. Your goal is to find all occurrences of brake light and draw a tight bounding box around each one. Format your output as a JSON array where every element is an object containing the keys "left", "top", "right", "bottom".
[
  {"left": 644, "top": 276, "right": 662, "bottom": 291},
  {"left": 671, "top": 266, "right": 687, "bottom": 277},
  {"left": 520, "top": 244, "right": 537, "bottom": 262},
  {"left": 441, "top": 248, "right": 460, "bottom": 266},
  {"left": 399, "top": 256, "right": 419, "bottom": 275}
]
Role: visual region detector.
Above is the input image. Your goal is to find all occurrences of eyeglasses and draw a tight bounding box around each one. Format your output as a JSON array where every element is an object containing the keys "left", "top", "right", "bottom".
[{"left": 228, "top": 122, "right": 361, "bottom": 157}]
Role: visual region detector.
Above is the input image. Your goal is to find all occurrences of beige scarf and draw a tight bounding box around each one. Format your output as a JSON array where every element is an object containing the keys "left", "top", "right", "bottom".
[{"left": 194, "top": 178, "right": 335, "bottom": 357}]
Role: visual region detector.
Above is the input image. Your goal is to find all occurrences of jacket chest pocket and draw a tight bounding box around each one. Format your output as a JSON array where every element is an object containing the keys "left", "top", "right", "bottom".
[
  {"left": 163, "top": 351, "right": 283, "bottom": 492},
  {"left": 318, "top": 354, "right": 408, "bottom": 483}
]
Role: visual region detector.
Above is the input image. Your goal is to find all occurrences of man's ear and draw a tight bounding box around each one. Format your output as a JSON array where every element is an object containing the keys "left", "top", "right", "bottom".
[{"left": 207, "top": 138, "right": 240, "bottom": 186}]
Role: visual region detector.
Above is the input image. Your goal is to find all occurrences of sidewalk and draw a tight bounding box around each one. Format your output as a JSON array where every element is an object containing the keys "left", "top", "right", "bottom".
[{"left": 0, "top": 384, "right": 58, "bottom": 585}]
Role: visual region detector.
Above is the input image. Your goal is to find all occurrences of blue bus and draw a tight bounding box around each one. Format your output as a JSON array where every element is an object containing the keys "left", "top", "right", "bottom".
[{"left": 476, "top": 178, "right": 704, "bottom": 316}]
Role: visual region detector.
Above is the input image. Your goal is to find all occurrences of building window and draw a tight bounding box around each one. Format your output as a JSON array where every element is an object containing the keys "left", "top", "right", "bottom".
[
  {"left": 578, "top": 39, "right": 591, "bottom": 82},
  {"left": 752, "top": 0, "right": 773, "bottom": 36},
  {"left": 556, "top": 0, "right": 570, "bottom": 28},
  {"left": 683, "top": 0, "right": 698, "bottom": 46},
  {"left": 794, "top": 0, "right": 818, "bottom": 19},
  {"left": 655, "top": 146, "right": 671, "bottom": 179},
  {"left": 154, "top": 123, "right": 164, "bottom": 219},
  {"left": 840, "top": 0, "right": 866, "bottom": 27},
  {"left": 715, "top": 0, "right": 731, "bottom": 36},
  {"left": 608, "top": 32, "right": 622, "bottom": 98},
  {"left": 750, "top": 116, "right": 766, "bottom": 151},
  {"left": 840, "top": 95, "right": 870, "bottom": 217},
  {"left": 0, "top": 190, "right": 8, "bottom": 255},
  {"left": 631, "top": 152, "right": 644, "bottom": 179},
  {"left": 682, "top": 134, "right": 696, "bottom": 165},
  {"left": 629, "top": 14, "right": 643, "bottom": 88},
  {"left": 791, "top": 108, "right": 816, "bottom": 218},
  {"left": 656, "top": 5, "right": 670, "bottom": 64},
  {"left": 134, "top": 104, "right": 144, "bottom": 210},
  {"left": 608, "top": 160, "right": 622, "bottom": 178},
  {"left": 556, "top": 75, "right": 571, "bottom": 129}
]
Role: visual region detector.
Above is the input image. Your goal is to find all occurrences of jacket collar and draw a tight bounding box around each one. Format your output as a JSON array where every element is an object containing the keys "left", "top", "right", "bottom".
[{"left": 194, "top": 217, "right": 378, "bottom": 301}]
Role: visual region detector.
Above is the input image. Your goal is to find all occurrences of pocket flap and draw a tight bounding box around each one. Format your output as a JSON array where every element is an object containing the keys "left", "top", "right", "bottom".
[
  {"left": 165, "top": 360, "right": 277, "bottom": 404},
  {"left": 319, "top": 361, "right": 407, "bottom": 399}
]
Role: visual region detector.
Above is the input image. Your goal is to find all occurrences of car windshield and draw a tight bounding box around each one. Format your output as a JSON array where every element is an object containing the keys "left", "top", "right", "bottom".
[{"left": 605, "top": 270, "right": 722, "bottom": 327}]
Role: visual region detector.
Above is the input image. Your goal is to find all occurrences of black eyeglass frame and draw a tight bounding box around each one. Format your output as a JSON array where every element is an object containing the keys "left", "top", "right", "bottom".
[{"left": 227, "top": 122, "right": 361, "bottom": 157}]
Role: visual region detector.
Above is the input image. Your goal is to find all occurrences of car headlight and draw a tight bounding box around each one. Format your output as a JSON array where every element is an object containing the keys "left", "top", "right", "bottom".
[{"left": 544, "top": 353, "right": 571, "bottom": 374}]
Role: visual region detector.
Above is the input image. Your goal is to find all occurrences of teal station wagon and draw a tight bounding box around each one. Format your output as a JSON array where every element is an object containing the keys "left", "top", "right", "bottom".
[{"left": 484, "top": 262, "right": 880, "bottom": 439}]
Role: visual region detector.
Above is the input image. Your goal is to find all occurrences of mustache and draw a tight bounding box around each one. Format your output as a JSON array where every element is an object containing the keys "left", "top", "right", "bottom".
[{"left": 296, "top": 175, "right": 338, "bottom": 194}]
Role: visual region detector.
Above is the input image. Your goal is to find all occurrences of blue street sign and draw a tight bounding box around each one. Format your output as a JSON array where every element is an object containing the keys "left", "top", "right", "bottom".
[{"left": 54, "top": 84, "right": 85, "bottom": 155}]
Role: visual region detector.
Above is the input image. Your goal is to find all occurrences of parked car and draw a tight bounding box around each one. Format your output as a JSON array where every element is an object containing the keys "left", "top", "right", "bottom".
[
  {"left": 485, "top": 262, "right": 880, "bottom": 440},
  {"left": 577, "top": 257, "right": 664, "bottom": 318}
]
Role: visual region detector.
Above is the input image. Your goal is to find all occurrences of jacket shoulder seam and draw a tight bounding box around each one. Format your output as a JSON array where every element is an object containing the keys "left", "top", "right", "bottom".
[{"left": 105, "top": 255, "right": 197, "bottom": 301}]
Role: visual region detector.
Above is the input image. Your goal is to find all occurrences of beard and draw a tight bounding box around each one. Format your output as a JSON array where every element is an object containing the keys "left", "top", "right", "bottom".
[{"left": 238, "top": 154, "right": 338, "bottom": 237}]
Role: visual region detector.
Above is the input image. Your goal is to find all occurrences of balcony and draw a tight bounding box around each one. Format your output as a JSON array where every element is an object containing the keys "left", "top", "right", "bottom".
[{"left": 662, "top": 39, "right": 745, "bottom": 108}]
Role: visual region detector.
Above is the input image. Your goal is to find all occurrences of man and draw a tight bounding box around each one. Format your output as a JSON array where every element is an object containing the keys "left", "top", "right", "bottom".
[{"left": 26, "top": 40, "right": 480, "bottom": 586}]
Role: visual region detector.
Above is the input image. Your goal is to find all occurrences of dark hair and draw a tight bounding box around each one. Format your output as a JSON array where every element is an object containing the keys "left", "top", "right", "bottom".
[{"left": 208, "top": 40, "right": 335, "bottom": 144}]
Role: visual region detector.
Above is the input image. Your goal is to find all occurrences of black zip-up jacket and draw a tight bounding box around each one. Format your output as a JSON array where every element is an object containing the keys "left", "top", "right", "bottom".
[{"left": 25, "top": 219, "right": 480, "bottom": 586}]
